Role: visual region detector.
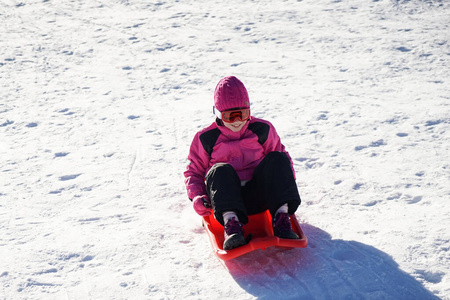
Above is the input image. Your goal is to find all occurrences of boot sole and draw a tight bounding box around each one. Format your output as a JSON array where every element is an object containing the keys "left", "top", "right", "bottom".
[{"left": 223, "top": 234, "right": 247, "bottom": 250}]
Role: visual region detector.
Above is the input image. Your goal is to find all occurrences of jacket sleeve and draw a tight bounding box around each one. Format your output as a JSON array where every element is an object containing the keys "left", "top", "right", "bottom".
[
  {"left": 184, "top": 131, "right": 210, "bottom": 200},
  {"left": 263, "top": 122, "right": 297, "bottom": 179}
]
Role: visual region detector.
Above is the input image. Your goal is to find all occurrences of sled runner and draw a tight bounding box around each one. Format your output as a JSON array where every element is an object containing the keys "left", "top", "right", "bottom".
[{"left": 202, "top": 210, "right": 308, "bottom": 260}]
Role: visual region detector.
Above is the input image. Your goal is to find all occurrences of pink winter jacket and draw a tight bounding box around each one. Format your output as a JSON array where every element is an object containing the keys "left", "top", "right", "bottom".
[{"left": 184, "top": 117, "right": 295, "bottom": 201}]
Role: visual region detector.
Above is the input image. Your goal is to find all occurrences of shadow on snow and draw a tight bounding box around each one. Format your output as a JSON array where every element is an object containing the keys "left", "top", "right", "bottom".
[{"left": 224, "top": 224, "right": 438, "bottom": 300}]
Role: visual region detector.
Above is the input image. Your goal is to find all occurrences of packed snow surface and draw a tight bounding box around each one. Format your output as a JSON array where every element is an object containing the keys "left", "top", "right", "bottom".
[{"left": 1, "top": 0, "right": 449, "bottom": 299}]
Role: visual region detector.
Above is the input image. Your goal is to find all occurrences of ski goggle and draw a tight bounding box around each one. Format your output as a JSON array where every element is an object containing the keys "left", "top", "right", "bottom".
[{"left": 213, "top": 107, "right": 251, "bottom": 123}]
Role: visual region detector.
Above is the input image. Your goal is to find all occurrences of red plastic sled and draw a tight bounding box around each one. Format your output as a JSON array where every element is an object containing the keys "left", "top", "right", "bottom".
[{"left": 202, "top": 210, "right": 308, "bottom": 260}]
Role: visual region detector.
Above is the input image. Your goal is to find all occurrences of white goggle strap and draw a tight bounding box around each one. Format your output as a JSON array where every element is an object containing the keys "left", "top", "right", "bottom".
[{"left": 213, "top": 106, "right": 222, "bottom": 119}]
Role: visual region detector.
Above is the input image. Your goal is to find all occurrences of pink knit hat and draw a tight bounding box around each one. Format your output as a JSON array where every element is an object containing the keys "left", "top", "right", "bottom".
[{"left": 214, "top": 76, "right": 250, "bottom": 112}]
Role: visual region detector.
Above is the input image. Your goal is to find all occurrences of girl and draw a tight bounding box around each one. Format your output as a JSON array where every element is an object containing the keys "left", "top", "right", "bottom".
[{"left": 184, "top": 76, "right": 301, "bottom": 250}]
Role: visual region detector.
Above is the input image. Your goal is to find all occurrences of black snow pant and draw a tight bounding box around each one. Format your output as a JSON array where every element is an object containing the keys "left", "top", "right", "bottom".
[{"left": 205, "top": 151, "right": 301, "bottom": 226}]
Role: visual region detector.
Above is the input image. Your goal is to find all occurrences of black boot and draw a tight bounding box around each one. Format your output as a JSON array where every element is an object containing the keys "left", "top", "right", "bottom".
[
  {"left": 273, "top": 213, "right": 299, "bottom": 239},
  {"left": 223, "top": 217, "right": 246, "bottom": 250}
]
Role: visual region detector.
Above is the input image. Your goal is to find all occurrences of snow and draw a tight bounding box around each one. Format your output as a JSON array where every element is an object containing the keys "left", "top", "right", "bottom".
[{"left": 1, "top": 0, "right": 449, "bottom": 299}]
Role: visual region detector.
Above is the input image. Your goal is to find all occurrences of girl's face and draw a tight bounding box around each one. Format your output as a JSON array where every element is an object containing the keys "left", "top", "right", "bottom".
[{"left": 223, "top": 119, "right": 246, "bottom": 132}]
